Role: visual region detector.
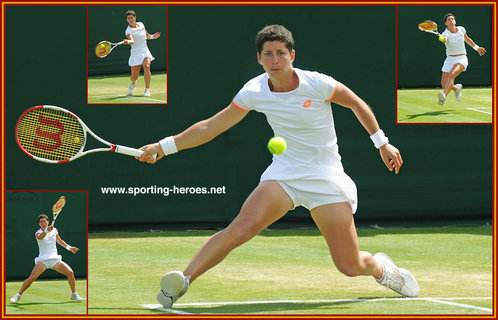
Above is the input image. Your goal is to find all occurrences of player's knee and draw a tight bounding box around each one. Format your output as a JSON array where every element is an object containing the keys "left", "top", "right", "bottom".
[{"left": 336, "top": 262, "right": 361, "bottom": 277}]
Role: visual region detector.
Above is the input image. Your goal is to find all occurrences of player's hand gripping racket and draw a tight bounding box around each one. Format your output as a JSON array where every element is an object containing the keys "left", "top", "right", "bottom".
[
  {"left": 418, "top": 20, "right": 442, "bottom": 37},
  {"left": 51, "top": 196, "right": 66, "bottom": 227},
  {"left": 15, "top": 105, "right": 156, "bottom": 163},
  {"left": 95, "top": 41, "right": 124, "bottom": 58}
]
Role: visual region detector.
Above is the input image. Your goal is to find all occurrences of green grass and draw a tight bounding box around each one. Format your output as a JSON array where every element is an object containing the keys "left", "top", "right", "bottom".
[
  {"left": 87, "top": 226, "right": 492, "bottom": 315},
  {"left": 397, "top": 87, "right": 492, "bottom": 123},
  {"left": 5, "top": 279, "right": 87, "bottom": 315},
  {"left": 88, "top": 73, "right": 167, "bottom": 104}
]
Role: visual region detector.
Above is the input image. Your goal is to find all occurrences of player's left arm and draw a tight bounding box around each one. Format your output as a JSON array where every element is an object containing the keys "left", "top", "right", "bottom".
[
  {"left": 464, "top": 33, "right": 486, "bottom": 56},
  {"left": 330, "top": 81, "right": 403, "bottom": 174},
  {"left": 56, "top": 234, "right": 79, "bottom": 254},
  {"left": 145, "top": 28, "right": 161, "bottom": 40}
]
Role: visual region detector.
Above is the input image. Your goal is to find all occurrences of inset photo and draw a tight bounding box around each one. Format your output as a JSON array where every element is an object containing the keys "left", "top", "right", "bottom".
[
  {"left": 5, "top": 191, "right": 88, "bottom": 315},
  {"left": 397, "top": 6, "right": 492, "bottom": 123},
  {"left": 88, "top": 5, "right": 167, "bottom": 104}
]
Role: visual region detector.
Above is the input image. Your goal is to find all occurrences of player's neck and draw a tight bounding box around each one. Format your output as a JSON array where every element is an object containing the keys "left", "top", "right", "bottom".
[
  {"left": 268, "top": 69, "right": 299, "bottom": 92},
  {"left": 447, "top": 25, "right": 457, "bottom": 33}
]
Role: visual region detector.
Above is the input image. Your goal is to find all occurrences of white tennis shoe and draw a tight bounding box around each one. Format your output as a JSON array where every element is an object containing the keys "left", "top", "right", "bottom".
[
  {"left": 70, "top": 292, "right": 86, "bottom": 301},
  {"left": 144, "top": 88, "right": 151, "bottom": 97},
  {"left": 10, "top": 294, "right": 21, "bottom": 303},
  {"left": 128, "top": 83, "right": 136, "bottom": 95},
  {"left": 455, "top": 84, "right": 463, "bottom": 102},
  {"left": 438, "top": 91, "right": 446, "bottom": 105},
  {"left": 157, "top": 271, "right": 190, "bottom": 308},
  {"left": 374, "top": 252, "right": 419, "bottom": 297}
]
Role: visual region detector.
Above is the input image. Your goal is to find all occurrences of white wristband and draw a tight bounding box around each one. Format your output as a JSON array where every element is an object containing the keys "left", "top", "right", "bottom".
[
  {"left": 150, "top": 34, "right": 155, "bottom": 39},
  {"left": 370, "top": 129, "right": 389, "bottom": 148},
  {"left": 159, "top": 136, "right": 178, "bottom": 156},
  {"left": 473, "top": 44, "right": 480, "bottom": 51},
  {"left": 66, "top": 245, "right": 72, "bottom": 251},
  {"left": 44, "top": 229, "right": 48, "bottom": 234}
]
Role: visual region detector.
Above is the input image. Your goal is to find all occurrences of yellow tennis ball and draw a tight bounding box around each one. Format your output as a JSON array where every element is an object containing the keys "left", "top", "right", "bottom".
[
  {"left": 100, "top": 44, "right": 106, "bottom": 48},
  {"left": 268, "top": 137, "right": 286, "bottom": 155},
  {"left": 74, "top": 137, "right": 80, "bottom": 143},
  {"left": 439, "top": 35, "right": 445, "bottom": 42}
]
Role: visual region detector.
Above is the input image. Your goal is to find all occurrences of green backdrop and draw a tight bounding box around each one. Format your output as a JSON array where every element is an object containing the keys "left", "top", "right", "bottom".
[
  {"left": 4, "top": 5, "right": 492, "bottom": 232},
  {"left": 5, "top": 191, "right": 87, "bottom": 280},
  {"left": 398, "top": 5, "right": 492, "bottom": 88}
]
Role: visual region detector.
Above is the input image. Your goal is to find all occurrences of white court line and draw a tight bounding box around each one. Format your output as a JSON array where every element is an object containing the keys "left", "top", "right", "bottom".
[
  {"left": 90, "top": 94, "right": 167, "bottom": 103},
  {"left": 466, "top": 108, "right": 493, "bottom": 115},
  {"left": 423, "top": 298, "right": 492, "bottom": 313},
  {"left": 141, "top": 297, "right": 492, "bottom": 314}
]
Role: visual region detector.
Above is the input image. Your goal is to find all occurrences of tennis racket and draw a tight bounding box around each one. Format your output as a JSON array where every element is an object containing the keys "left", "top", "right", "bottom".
[
  {"left": 15, "top": 105, "right": 155, "bottom": 164},
  {"left": 51, "top": 196, "right": 66, "bottom": 227},
  {"left": 95, "top": 40, "right": 124, "bottom": 58},
  {"left": 418, "top": 20, "right": 442, "bottom": 37}
]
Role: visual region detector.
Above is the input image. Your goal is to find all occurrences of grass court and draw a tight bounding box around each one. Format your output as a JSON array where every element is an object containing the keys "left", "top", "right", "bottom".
[
  {"left": 88, "top": 73, "right": 167, "bottom": 104},
  {"left": 85, "top": 226, "right": 492, "bottom": 315},
  {"left": 397, "top": 87, "right": 492, "bottom": 123}
]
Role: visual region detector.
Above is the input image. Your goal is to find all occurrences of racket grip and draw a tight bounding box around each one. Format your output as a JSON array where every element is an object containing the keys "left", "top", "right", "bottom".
[{"left": 114, "top": 145, "right": 157, "bottom": 160}]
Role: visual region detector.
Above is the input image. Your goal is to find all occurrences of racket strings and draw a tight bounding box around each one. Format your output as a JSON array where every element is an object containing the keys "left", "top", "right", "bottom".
[
  {"left": 17, "top": 108, "right": 85, "bottom": 161},
  {"left": 418, "top": 21, "right": 438, "bottom": 31},
  {"left": 95, "top": 42, "right": 111, "bottom": 58}
]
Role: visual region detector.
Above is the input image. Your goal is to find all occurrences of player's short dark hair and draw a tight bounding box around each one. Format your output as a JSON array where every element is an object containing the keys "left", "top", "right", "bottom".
[
  {"left": 256, "top": 24, "right": 295, "bottom": 54},
  {"left": 126, "top": 10, "right": 136, "bottom": 17},
  {"left": 444, "top": 13, "right": 455, "bottom": 22},
  {"left": 38, "top": 214, "right": 49, "bottom": 222}
]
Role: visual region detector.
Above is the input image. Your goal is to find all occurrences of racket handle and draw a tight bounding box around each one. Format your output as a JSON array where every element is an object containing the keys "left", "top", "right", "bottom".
[{"left": 114, "top": 145, "right": 157, "bottom": 160}]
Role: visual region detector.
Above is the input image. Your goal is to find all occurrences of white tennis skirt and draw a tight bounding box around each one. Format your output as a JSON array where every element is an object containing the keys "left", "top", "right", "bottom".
[
  {"left": 128, "top": 49, "right": 155, "bottom": 67},
  {"left": 442, "top": 55, "right": 468, "bottom": 73},
  {"left": 35, "top": 255, "right": 62, "bottom": 268}
]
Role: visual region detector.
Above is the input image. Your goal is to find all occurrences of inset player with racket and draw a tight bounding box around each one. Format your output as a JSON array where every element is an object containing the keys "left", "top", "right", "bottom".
[
  {"left": 419, "top": 13, "right": 486, "bottom": 106},
  {"left": 15, "top": 105, "right": 156, "bottom": 163}
]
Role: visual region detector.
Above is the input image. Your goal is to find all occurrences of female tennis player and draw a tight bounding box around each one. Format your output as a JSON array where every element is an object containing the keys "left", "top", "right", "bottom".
[
  {"left": 123, "top": 10, "right": 161, "bottom": 97},
  {"left": 438, "top": 13, "right": 486, "bottom": 105},
  {"left": 138, "top": 24, "right": 419, "bottom": 308},
  {"left": 9, "top": 214, "right": 85, "bottom": 303}
]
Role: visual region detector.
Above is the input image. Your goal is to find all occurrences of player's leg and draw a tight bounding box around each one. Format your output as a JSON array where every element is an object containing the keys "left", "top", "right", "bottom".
[
  {"left": 184, "top": 180, "right": 294, "bottom": 282},
  {"left": 53, "top": 261, "right": 85, "bottom": 300},
  {"left": 143, "top": 58, "right": 152, "bottom": 96},
  {"left": 129, "top": 65, "right": 141, "bottom": 94},
  {"left": 310, "top": 202, "right": 419, "bottom": 297},
  {"left": 52, "top": 261, "right": 76, "bottom": 292},
  {"left": 310, "top": 202, "right": 382, "bottom": 278},
  {"left": 443, "top": 63, "right": 464, "bottom": 96},
  {"left": 18, "top": 262, "right": 47, "bottom": 295}
]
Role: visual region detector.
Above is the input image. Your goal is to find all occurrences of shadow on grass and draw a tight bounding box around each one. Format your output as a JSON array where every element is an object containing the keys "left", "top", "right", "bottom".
[{"left": 402, "top": 110, "right": 455, "bottom": 120}]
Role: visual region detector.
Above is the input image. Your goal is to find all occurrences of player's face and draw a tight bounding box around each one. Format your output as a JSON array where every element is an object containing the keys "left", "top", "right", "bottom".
[
  {"left": 445, "top": 16, "right": 456, "bottom": 27},
  {"left": 126, "top": 14, "right": 136, "bottom": 26},
  {"left": 38, "top": 218, "right": 49, "bottom": 229},
  {"left": 257, "top": 41, "right": 295, "bottom": 77}
]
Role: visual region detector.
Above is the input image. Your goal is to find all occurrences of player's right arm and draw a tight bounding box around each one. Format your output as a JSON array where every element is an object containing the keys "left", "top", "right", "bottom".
[
  {"left": 138, "top": 103, "right": 248, "bottom": 163},
  {"left": 35, "top": 226, "right": 53, "bottom": 240},
  {"left": 123, "top": 33, "right": 134, "bottom": 45}
]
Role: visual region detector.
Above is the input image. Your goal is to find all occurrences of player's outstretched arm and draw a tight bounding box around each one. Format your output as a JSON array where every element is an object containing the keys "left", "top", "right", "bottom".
[
  {"left": 138, "top": 103, "right": 248, "bottom": 163},
  {"left": 330, "top": 81, "right": 403, "bottom": 174},
  {"left": 56, "top": 234, "right": 79, "bottom": 254},
  {"left": 464, "top": 33, "right": 486, "bottom": 56}
]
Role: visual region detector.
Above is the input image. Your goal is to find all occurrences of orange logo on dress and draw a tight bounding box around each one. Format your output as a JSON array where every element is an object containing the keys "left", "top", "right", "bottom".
[{"left": 302, "top": 100, "right": 312, "bottom": 108}]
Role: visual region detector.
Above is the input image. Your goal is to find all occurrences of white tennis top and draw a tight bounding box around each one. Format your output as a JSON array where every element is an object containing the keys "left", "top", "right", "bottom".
[
  {"left": 125, "top": 22, "right": 149, "bottom": 54},
  {"left": 35, "top": 227, "right": 59, "bottom": 259},
  {"left": 232, "top": 68, "right": 348, "bottom": 179},
  {"left": 442, "top": 26, "right": 467, "bottom": 56}
]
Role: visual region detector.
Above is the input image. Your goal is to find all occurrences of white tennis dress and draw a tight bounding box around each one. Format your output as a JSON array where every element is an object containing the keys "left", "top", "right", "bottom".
[
  {"left": 232, "top": 68, "right": 358, "bottom": 212},
  {"left": 34, "top": 227, "right": 62, "bottom": 268},
  {"left": 125, "top": 22, "right": 155, "bottom": 67},
  {"left": 441, "top": 26, "right": 468, "bottom": 72}
]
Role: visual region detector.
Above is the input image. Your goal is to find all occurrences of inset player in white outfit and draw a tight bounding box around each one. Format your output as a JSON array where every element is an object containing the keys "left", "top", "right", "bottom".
[
  {"left": 138, "top": 24, "right": 419, "bottom": 308},
  {"left": 123, "top": 10, "right": 161, "bottom": 97},
  {"left": 438, "top": 13, "right": 486, "bottom": 105},
  {"left": 9, "top": 214, "right": 84, "bottom": 303}
]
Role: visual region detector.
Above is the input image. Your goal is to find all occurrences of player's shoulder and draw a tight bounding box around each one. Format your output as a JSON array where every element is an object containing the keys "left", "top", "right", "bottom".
[
  {"left": 458, "top": 26, "right": 466, "bottom": 34},
  {"left": 35, "top": 228, "right": 43, "bottom": 235},
  {"left": 240, "top": 73, "right": 267, "bottom": 92},
  {"left": 296, "top": 68, "right": 335, "bottom": 86}
]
